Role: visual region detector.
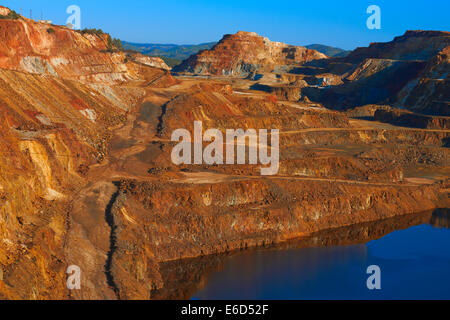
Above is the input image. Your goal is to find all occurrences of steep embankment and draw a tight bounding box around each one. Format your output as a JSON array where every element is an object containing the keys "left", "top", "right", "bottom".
[{"left": 91, "top": 76, "right": 448, "bottom": 299}]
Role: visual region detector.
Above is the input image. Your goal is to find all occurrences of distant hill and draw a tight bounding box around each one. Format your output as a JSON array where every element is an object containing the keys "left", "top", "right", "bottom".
[
  {"left": 122, "top": 41, "right": 350, "bottom": 67},
  {"left": 122, "top": 41, "right": 217, "bottom": 67},
  {"left": 305, "top": 44, "right": 351, "bottom": 57}
]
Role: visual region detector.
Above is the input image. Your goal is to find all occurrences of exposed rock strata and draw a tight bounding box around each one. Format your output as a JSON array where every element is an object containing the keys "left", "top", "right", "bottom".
[{"left": 0, "top": 8, "right": 448, "bottom": 299}]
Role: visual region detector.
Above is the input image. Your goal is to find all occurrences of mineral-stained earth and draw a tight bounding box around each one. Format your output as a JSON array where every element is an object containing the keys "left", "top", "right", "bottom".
[{"left": 0, "top": 6, "right": 448, "bottom": 299}]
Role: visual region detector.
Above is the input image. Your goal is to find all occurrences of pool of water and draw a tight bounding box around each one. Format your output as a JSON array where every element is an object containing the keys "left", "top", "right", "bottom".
[{"left": 189, "top": 209, "right": 450, "bottom": 300}]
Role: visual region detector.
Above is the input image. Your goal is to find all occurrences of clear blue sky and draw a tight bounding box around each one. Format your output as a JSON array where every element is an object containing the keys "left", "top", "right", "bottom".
[{"left": 3, "top": 0, "right": 449, "bottom": 50}]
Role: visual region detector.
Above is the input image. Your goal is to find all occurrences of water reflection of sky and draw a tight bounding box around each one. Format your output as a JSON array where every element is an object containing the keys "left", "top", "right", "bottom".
[{"left": 193, "top": 212, "right": 450, "bottom": 300}]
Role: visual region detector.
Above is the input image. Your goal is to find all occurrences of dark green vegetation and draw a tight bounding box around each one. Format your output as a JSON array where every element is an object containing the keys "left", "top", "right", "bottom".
[
  {"left": 306, "top": 44, "right": 351, "bottom": 57},
  {"left": 122, "top": 41, "right": 217, "bottom": 61},
  {"left": 0, "top": 10, "right": 20, "bottom": 20}
]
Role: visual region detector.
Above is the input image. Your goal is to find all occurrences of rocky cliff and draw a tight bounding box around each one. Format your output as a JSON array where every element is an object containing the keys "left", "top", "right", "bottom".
[
  {"left": 126, "top": 52, "right": 171, "bottom": 71},
  {"left": 173, "top": 31, "right": 327, "bottom": 76}
]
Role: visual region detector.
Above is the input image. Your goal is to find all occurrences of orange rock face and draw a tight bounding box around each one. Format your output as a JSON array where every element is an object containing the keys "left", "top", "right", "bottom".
[{"left": 174, "top": 31, "right": 327, "bottom": 76}]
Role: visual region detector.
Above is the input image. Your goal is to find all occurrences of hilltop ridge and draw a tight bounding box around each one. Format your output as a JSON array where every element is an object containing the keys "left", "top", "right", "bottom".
[{"left": 0, "top": 5, "right": 448, "bottom": 300}]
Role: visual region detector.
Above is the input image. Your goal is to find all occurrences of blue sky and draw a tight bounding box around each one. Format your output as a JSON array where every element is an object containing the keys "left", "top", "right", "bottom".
[{"left": 2, "top": 0, "right": 449, "bottom": 50}]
